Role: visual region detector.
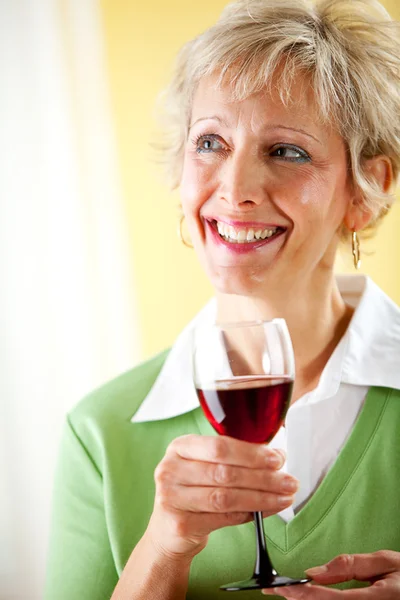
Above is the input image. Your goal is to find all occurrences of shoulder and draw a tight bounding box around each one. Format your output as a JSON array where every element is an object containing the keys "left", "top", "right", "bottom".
[
  {"left": 340, "top": 277, "right": 400, "bottom": 390},
  {"left": 69, "top": 348, "right": 170, "bottom": 435},
  {"left": 388, "top": 387, "right": 400, "bottom": 401}
]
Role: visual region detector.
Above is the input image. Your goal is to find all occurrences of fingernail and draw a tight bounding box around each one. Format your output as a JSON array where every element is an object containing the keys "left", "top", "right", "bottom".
[
  {"left": 268, "top": 455, "right": 281, "bottom": 467},
  {"left": 282, "top": 476, "right": 299, "bottom": 493},
  {"left": 267, "top": 449, "right": 285, "bottom": 467},
  {"left": 305, "top": 565, "right": 328, "bottom": 576},
  {"left": 278, "top": 494, "right": 294, "bottom": 506}
]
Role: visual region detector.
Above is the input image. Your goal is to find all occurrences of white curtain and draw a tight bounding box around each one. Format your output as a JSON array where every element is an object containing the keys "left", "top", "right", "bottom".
[{"left": 0, "top": 1, "right": 140, "bottom": 598}]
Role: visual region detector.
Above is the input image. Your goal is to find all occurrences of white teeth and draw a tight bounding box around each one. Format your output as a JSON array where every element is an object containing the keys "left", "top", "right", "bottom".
[{"left": 215, "top": 221, "right": 280, "bottom": 244}]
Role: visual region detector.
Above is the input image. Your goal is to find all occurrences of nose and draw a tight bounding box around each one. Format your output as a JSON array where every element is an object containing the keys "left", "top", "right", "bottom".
[{"left": 218, "top": 148, "right": 266, "bottom": 209}]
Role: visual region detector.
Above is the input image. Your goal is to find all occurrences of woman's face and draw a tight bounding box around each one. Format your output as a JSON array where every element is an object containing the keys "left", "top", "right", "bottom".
[{"left": 180, "top": 72, "right": 355, "bottom": 297}]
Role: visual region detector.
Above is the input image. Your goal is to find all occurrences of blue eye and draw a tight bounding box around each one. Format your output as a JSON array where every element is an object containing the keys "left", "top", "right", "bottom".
[
  {"left": 194, "top": 134, "right": 224, "bottom": 154},
  {"left": 271, "top": 145, "right": 310, "bottom": 162}
]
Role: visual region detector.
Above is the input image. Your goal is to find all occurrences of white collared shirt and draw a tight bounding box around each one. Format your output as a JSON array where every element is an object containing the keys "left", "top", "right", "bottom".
[{"left": 132, "top": 276, "right": 400, "bottom": 522}]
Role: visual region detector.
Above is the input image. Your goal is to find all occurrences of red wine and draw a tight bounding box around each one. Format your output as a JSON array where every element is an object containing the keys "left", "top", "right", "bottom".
[{"left": 196, "top": 376, "right": 293, "bottom": 443}]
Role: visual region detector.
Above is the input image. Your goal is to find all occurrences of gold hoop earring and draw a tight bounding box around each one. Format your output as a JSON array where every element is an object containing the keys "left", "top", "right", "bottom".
[
  {"left": 178, "top": 214, "right": 193, "bottom": 248},
  {"left": 352, "top": 231, "right": 361, "bottom": 270}
]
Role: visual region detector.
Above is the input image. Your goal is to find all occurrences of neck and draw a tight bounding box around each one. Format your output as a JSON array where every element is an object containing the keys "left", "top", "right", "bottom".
[{"left": 216, "top": 270, "right": 353, "bottom": 400}]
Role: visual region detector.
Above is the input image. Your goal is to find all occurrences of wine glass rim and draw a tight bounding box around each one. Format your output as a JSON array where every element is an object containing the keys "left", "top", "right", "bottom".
[{"left": 212, "top": 318, "right": 287, "bottom": 330}]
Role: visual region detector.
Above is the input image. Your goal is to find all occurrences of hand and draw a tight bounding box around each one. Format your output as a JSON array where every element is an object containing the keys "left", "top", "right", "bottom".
[
  {"left": 146, "top": 434, "right": 298, "bottom": 562},
  {"left": 262, "top": 551, "right": 400, "bottom": 598}
]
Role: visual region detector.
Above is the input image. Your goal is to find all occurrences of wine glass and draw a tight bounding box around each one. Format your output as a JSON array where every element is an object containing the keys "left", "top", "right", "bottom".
[{"left": 192, "top": 318, "right": 310, "bottom": 591}]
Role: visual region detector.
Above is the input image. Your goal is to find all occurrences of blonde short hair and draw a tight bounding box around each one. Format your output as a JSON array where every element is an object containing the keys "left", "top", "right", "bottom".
[{"left": 158, "top": 0, "right": 400, "bottom": 236}]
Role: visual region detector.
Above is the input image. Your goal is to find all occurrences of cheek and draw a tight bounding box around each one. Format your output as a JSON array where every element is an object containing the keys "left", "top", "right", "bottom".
[
  {"left": 290, "top": 173, "right": 348, "bottom": 227},
  {"left": 180, "top": 158, "right": 214, "bottom": 215},
  {"left": 273, "top": 176, "right": 327, "bottom": 231},
  {"left": 298, "top": 184, "right": 320, "bottom": 207},
  {"left": 294, "top": 172, "right": 329, "bottom": 208}
]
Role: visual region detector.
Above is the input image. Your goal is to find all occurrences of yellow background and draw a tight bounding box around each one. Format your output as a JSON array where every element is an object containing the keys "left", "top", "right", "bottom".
[{"left": 99, "top": 0, "right": 400, "bottom": 360}]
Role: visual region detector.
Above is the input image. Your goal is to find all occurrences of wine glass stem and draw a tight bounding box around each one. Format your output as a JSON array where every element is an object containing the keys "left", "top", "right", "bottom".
[{"left": 253, "top": 511, "right": 277, "bottom": 581}]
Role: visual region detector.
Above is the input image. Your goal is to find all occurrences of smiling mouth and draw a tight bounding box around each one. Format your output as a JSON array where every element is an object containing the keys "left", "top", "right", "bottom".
[{"left": 210, "top": 219, "right": 286, "bottom": 244}]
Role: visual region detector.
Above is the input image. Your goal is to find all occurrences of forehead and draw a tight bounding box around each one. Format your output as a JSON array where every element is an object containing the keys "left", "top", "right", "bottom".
[{"left": 190, "top": 71, "right": 330, "bottom": 136}]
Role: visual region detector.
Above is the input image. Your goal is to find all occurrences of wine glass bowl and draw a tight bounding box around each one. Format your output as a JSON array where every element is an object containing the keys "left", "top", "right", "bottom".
[
  {"left": 197, "top": 376, "right": 293, "bottom": 444},
  {"left": 192, "top": 319, "right": 310, "bottom": 591}
]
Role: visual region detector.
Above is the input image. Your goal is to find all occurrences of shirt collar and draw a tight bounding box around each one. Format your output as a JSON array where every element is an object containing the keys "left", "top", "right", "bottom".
[
  {"left": 340, "top": 275, "right": 400, "bottom": 388},
  {"left": 131, "top": 276, "right": 400, "bottom": 423},
  {"left": 131, "top": 299, "right": 216, "bottom": 422}
]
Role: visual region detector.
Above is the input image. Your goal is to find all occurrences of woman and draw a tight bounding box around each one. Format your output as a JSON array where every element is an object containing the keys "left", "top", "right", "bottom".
[{"left": 45, "top": 0, "right": 400, "bottom": 598}]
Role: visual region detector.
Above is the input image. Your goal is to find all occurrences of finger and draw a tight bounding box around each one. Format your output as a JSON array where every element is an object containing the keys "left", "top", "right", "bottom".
[
  {"left": 167, "top": 509, "right": 254, "bottom": 538},
  {"left": 262, "top": 583, "right": 366, "bottom": 598},
  {"left": 276, "top": 584, "right": 399, "bottom": 599},
  {"left": 164, "top": 484, "right": 294, "bottom": 514},
  {"left": 262, "top": 583, "right": 319, "bottom": 598},
  {"left": 305, "top": 551, "right": 400, "bottom": 584},
  {"left": 263, "top": 576, "right": 400, "bottom": 599},
  {"left": 167, "top": 434, "right": 285, "bottom": 469},
  {"left": 158, "top": 456, "right": 298, "bottom": 494}
]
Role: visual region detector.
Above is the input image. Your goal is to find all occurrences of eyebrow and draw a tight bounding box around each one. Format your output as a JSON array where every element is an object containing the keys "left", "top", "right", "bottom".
[
  {"left": 189, "top": 116, "right": 322, "bottom": 145},
  {"left": 189, "top": 116, "right": 228, "bottom": 129},
  {"left": 262, "top": 124, "right": 322, "bottom": 145}
]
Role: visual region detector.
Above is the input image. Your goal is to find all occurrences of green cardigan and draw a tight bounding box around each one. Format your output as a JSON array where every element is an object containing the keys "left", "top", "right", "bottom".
[{"left": 44, "top": 350, "right": 400, "bottom": 600}]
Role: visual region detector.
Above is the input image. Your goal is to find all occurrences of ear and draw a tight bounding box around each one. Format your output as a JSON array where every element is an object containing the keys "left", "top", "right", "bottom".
[
  {"left": 365, "top": 155, "right": 394, "bottom": 194},
  {"left": 343, "top": 155, "right": 393, "bottom": 231}
]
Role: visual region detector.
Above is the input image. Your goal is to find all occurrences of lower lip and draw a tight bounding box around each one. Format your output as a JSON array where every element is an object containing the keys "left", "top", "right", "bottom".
[{"left": 205, "top": 220, "right": 285, "bottom": 254}]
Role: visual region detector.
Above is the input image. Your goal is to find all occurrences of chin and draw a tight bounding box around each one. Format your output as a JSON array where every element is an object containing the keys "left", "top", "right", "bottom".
[{"left": 208, "top": 266, "right": 268, "bottom": 298}]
